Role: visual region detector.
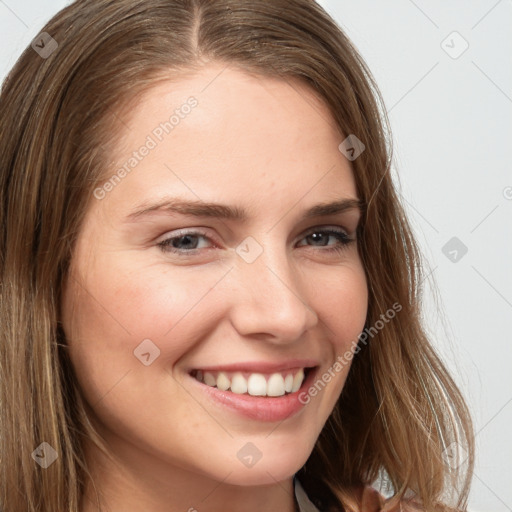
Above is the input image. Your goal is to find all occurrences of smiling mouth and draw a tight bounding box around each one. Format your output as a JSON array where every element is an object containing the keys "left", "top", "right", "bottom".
[{"left": 189, "top": 367, "right": 314, "bottom": 397}]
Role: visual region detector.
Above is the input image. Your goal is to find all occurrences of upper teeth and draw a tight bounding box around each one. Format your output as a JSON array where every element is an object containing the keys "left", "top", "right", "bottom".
[{"left": 194, "top": 369, "right": 305, "bottom": 397}]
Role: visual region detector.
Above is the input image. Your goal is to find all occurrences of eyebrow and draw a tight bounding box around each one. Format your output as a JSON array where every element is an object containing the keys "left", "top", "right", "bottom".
[{"left": 125, "top": 197, "right": 363, "bottom": 222}]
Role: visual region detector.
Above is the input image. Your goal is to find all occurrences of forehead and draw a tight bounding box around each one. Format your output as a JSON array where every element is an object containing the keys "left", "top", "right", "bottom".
[{"left": 100, "top": 63, "right": 357, "bottom": 218}]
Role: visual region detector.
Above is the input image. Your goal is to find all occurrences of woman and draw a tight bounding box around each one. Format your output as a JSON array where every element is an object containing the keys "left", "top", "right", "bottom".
[{"left": 0, "top": 1, "right": 474, "bottom": 511}]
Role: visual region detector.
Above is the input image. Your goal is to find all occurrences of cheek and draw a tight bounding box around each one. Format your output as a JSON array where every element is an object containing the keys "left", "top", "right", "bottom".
[
  {"left": 61, "top": 257, "right": 230, "bottom": 393},
  {"left": 303, "top": 262, "right": 368, "bottom": 402},
  {"left": 313, "top": 261, "right": 368, "bottom": 348}
]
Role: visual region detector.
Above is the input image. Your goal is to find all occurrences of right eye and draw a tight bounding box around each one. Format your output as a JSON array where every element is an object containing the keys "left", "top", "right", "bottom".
[{"left": 157, "top": 229, "right": 214, "bottom": 255}]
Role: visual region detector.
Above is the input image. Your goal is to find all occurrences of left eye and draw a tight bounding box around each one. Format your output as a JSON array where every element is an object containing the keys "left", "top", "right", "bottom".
[
  {"left": 157, "top": 227, "right": 353, "bottom": 255},
  {"left": 297, "top": 228, "right": 352, "bottom": 250}
]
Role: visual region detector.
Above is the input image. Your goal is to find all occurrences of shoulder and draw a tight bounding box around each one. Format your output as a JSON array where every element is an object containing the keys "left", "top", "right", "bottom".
[
  {"left": 295, "top": 476, "right": 427, "bottom": 512},
  {"left": 356, "top": 485, "right": 424, "bottom": 512}
]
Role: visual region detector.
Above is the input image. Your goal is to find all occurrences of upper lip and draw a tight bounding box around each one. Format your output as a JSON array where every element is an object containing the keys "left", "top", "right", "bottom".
[{"left": 189, "top": 359, "right": 319, "bottom": 374}]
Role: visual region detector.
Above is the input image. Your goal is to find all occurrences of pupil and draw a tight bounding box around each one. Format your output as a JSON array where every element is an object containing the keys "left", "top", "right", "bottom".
[{"left": 310, "top": 233, "right": 327, "bottom": 246}]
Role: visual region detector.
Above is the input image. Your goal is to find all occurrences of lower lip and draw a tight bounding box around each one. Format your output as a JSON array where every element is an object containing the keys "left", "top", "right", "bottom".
[{"left": 188, "top": 368, "right": 318, "bottom": 422}]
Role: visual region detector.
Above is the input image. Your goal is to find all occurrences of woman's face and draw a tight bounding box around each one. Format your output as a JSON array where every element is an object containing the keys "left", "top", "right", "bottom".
[{"left": 62, "top": 63, "right": 368, "bottom": 488}]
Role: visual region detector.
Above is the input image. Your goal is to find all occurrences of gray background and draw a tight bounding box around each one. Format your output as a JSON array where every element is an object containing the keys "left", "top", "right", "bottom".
[{"left": 1, "top": 1, "right": 511, "bottom": 511}]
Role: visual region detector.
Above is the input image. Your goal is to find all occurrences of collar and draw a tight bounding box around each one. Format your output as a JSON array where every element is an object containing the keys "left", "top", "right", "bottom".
[{"left": 294, "top": 476, "right": 322, "bottom": 512}]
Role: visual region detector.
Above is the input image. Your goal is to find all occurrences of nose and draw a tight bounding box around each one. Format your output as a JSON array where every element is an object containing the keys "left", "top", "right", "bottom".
[{"left": 226, "top": 242, "right": 319, "bottom": 344}]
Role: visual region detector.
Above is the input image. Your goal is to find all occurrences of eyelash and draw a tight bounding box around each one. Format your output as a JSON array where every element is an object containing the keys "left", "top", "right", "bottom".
[{"left": 156, "top": 227, "right": 354, "bottom": 256}]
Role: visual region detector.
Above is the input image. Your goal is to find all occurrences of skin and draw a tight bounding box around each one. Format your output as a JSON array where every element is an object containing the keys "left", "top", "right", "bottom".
[{"left": 62, "top": 62, "right": 368, "bottom": 512}]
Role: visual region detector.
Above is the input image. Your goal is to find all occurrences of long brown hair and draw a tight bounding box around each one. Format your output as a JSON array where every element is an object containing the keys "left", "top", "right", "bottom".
[{"left": 0, "top": 1, "right": 474, "bottom": 510}]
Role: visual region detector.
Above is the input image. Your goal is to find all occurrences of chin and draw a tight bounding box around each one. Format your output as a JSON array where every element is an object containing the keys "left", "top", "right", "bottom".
[
  {"left": 220, "top": 462, "right": 304, "bottom": 487},
  {"left": 210, "top": 438, "right": 315, "bottom": 486}
]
